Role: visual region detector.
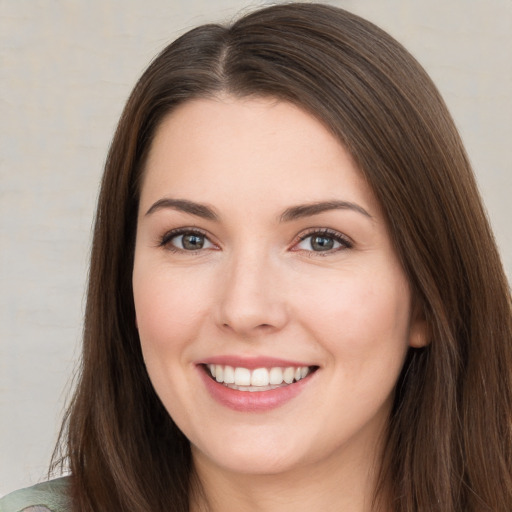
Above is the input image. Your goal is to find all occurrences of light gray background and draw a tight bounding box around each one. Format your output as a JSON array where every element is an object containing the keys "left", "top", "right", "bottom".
[{"left": 1, "top": 0, "right": 511, "bottom": 496}]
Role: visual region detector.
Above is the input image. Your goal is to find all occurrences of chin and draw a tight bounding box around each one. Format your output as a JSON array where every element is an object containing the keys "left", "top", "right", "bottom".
[{"left": 191, "top": 436, "right": 309, "bottom": 476}]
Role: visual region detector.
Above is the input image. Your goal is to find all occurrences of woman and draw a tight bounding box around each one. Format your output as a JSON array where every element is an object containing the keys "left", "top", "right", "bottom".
[{"left": 2, "top": 3, "right": 511, "bottom": 511}]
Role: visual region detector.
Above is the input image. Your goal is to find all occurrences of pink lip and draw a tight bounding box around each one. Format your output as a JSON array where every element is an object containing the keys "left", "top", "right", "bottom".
[
  {"left": 197, "top": 362, "right": 317, "bottom": 413},
  {"left": 196, "top": 355, "right": 312, "bottom": 369}
]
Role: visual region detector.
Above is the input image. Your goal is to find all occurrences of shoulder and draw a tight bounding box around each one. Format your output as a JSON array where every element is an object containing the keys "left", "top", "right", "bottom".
[{"left": 0, "top": 477, "right": 71, "bottom": 512}]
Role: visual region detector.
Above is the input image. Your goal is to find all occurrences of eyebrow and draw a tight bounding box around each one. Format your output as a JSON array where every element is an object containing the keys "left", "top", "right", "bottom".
[
  {"left": 145, "top": 198, "right": 218, "bottom": 220},
  {"left": 145, "top": 197, "right": 371, "bottom": 223},
  {"left": 280, "top": 200, "right": 372, "bottom": 222}
]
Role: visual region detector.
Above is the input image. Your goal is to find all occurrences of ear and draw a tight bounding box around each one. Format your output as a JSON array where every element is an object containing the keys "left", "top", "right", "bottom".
[{"left": 409, "top": 300, "right": 429, "bottom": 348}]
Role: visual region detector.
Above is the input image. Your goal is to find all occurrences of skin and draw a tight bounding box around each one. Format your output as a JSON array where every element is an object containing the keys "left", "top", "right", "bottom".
[{"left": 132, "top": 96, "right": 426, "bottom": 512}]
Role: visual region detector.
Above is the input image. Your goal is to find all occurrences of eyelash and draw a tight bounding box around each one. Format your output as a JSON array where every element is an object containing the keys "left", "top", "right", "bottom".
[
  {"left": 158, "top": 227, "right": 213, "bottom": 253},
  {"left": 294, "top": 228, "right": 353, "bottom": 255},
  {"left": 158, "top": 227, "right": 353, "bottom": 254}
]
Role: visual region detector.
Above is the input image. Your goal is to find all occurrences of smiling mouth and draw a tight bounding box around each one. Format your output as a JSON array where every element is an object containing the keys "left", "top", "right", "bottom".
[{"left": 203, "top": 364, "right": 318, "bottom": 392}]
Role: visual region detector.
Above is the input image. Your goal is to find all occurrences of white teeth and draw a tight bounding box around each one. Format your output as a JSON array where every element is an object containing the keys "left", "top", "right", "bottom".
[
  {"left": 269, "top": 367, "right": 283, "bottom": 385},
  {"left": 223, "top": 365, "right": 235, "bottom": 384},
  {"left": 206, "top": 364, "right": 312, "bottom": 391},
  {"left": 283, "top": 367, "right": 295, "bottom": 384},
  {"left": 234, "top": 367, "right": 251, "bottom": 386},
  {"left": 251, "top": 368, "right": 269, "bottom": 386}
]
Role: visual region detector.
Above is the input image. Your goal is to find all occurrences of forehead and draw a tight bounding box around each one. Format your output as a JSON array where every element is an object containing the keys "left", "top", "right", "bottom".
[{"left": 139, "top": 96, "right": 377, "bottom": 215}]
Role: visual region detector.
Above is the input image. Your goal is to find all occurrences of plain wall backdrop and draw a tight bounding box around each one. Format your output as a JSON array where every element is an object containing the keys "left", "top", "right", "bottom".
[{"left": 1, "top": 0, "right": 511, "bottom": 496}]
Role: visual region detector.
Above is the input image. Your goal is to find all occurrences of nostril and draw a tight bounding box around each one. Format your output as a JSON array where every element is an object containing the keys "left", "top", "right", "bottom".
[{"left": 222, "top": 321, "right": 271, "bottom": 328}]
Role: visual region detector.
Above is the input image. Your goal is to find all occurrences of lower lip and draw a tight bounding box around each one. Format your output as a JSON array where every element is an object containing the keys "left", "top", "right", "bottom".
[{"left": 198, "top": 366, "right": 315, "bottom": 412}]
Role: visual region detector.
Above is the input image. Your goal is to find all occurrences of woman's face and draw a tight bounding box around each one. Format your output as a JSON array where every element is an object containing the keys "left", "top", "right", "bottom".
[{"left": 133, "top": 96, "right": 425, "bottom": 478}]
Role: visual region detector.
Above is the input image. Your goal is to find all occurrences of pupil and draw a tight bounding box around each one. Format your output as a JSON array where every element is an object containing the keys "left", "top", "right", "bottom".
[
  {"left": 183, "top": 234, "right": 204, "bottom": 250},
  {"left": 312, "top": 236, "right": 333, "bottom": 251}
]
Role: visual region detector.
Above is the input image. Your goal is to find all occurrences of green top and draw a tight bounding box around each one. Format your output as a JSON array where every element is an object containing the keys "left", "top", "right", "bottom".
[{"left": 0, "top": 478, "right": 71, "bottom": 512}]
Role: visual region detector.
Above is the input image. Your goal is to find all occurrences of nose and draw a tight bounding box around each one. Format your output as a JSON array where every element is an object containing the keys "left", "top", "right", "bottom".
[{"left": 215, "top": 251, "right": 289, "bottom": 338}]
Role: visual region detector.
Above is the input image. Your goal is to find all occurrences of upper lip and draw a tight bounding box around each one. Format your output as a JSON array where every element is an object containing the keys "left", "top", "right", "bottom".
[{"left": 195, "top": 355, "right": 316, "bottom": 369}]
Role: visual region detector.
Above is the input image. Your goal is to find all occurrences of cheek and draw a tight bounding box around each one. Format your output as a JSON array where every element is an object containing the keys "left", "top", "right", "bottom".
[
  {"left": 297, "top": 266, "right": 412, "bottom": 365},
  {"left": 132, "top": 265, "right": 212, "bottom": 358},
  {"left": 132, "top": 265, "right": 215, "bottom": 423}
]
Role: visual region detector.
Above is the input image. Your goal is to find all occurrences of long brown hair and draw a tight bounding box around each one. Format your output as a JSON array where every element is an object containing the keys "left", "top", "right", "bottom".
[{"left": 52, "top": 3, "right": 512, "bottom": 511}]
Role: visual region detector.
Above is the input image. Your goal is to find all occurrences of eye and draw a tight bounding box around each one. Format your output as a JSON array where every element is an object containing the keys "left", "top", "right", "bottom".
[
  {"left": 294, "top": 229, "right": 352, "bottom": 253},
  {"left": 160, "top": 229, "right": 215, "bottom": 252}
]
